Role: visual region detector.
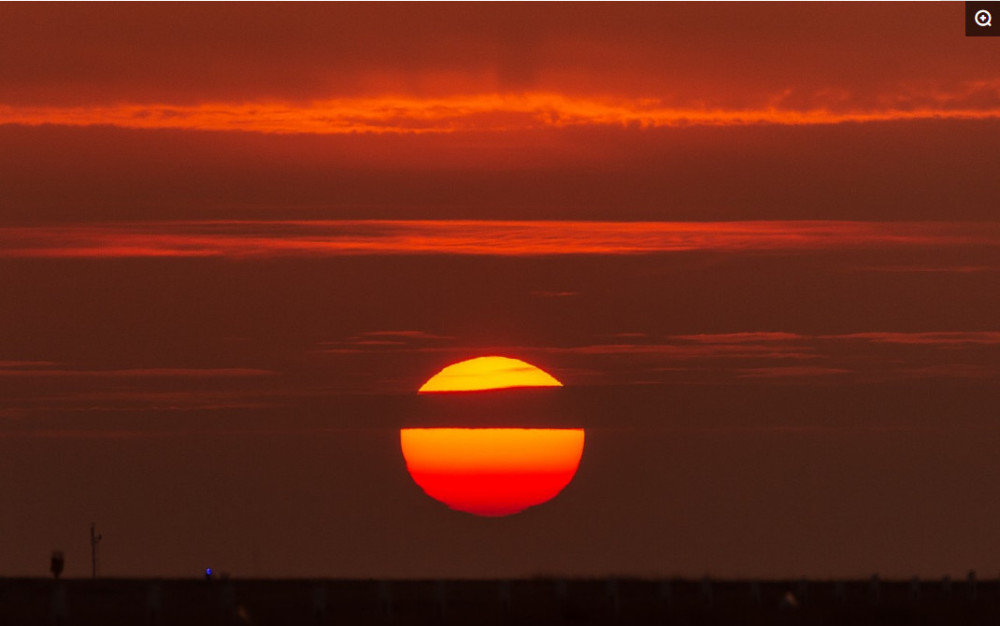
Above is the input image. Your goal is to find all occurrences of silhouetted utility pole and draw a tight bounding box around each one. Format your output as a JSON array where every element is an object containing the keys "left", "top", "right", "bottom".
[
  {"left": 50, "top": 550, "right": 64, "bottom": 579},
  {"left": 90, "top": 523, "right": 102, "bottom": 578}
]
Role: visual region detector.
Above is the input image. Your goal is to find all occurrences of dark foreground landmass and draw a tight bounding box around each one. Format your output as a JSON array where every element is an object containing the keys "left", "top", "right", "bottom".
[{"left": 2, "top": 576, "right": 999, "bottom": 625}]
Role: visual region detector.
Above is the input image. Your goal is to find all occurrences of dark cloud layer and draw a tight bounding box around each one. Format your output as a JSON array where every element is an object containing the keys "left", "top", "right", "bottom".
[
  {"left": 2, "top": 120, "right": 999, "bottom": 224},
  {"left": 1, "top": 3, "right": 996, "bottom": 109}
]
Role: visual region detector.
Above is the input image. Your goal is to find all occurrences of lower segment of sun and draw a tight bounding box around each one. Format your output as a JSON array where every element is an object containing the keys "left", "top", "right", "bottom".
[{"left": 400, "top": 428, "right": 585, "bottom": 517}]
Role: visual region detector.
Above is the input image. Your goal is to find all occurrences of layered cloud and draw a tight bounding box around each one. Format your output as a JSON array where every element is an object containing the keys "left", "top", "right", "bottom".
[
  {"left": 317, "top": 329, "right": 1000, "bottom": 387},
  {"left": 2, "top": 220, "right": 998, "bottom": 259},
  {"left": 2, "top": 5, "right": 997, "bottom": 140},
  {"left": 2, "top": 328, "right": 997, "bottom": 429}
]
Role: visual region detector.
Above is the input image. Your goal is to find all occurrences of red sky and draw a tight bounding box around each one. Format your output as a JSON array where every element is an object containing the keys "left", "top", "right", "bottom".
[{"left": 1, "top": 3, "right": 1000, "bottom": 581}]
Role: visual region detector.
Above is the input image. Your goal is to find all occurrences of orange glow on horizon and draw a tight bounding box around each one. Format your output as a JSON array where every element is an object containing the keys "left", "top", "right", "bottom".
[
  {"left": 400, "top": 428, "right": 585, "bottom": 516},
  {"left": 418, "top": 356, "right": 562, "bottom": 393}
]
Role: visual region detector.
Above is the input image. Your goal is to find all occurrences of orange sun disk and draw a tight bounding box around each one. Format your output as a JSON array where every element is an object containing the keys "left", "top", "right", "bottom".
[{"left": 402, "top": 356, "right": 584, "bottom": 516}]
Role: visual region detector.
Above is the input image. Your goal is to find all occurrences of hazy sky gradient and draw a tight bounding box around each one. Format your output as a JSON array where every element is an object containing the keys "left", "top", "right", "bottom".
[{"left": 1, "top": 3, "right": 999, "bottom": 580}]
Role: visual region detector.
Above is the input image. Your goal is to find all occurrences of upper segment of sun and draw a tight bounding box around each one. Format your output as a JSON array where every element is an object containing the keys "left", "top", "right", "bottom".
[{"left": 417, "top": 356, "right": 563, "bottom": 393}]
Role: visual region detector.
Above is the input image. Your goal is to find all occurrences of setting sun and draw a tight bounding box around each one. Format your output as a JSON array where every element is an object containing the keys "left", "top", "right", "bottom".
[
  {"left": 404, "top": 356, "right": 582, "bottom": 516},
  {"left": 4, "top": 2, "right": 996, "bottom": 600}
]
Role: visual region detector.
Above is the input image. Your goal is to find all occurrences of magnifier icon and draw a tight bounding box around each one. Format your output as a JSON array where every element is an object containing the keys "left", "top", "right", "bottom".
[{"left": 975, "top": 9, "right": 992, "bottom": 27}]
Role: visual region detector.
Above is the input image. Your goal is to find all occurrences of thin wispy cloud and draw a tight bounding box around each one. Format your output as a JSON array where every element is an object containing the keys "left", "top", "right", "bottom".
[
  {"left": 530, "top": 290, "right": 581, "bottom": 298},
  {"left": 318, "top": 331, "right": 1000, "bottom": 358},
  {"left": 320, "top": 330, "right": 456, "bottom": 352},
  {"left": 0, "top": 367, "right": 274, "bottom": 378},
  {"left": 0, "top": 425, "right": 379, "bottom": 440},
  {"left": 852, "top": 265, "right": 1000, "bottom": 274},
  {"left": 537, "top": 344, "right": 816, "bottom": 359},
  {"left": 0, "top": 429, "right": 165, "bottom": 440},
  {"left": 2, "top": 220, "right": 999, "bottom": 259},
  {"left": 34, "top": 393, "right": 282, "bottom": 413},
  {"left": 358, "top": 330, "right": 454, "bottom": 341},
  {"left": 0, "top": 360, "right": 58, "bottom": 368},
  {"left": 897, "top": 364, "right": 997, "bottom": 379},
  {"left": 672, "top": 332, "right": 804, "bottom": 344},
  {"left": 318, "top": 342, "right": 817, "bottom": 360},
  {"left": 315, "top": 329, "right": 1000, "bottom": 388},
  {"left": 738, "top": 366, "right": 851, "bottom": 379},
  {"left": 4, "top": 328, "right": 997, "bottom": 416},
  {"left": 827, "top": 332, "right": 1000, "bottom": 345}
]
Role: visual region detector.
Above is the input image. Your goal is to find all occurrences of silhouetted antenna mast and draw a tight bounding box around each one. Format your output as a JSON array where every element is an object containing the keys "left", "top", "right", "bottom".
[{"left": 90, "top": 522, "right": 102, "bottom": 578}]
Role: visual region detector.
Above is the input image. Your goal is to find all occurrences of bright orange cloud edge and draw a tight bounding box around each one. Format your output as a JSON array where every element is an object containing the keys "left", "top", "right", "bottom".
[{"left": 2, "top": 92, "right": 999, "bottom": 134}]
